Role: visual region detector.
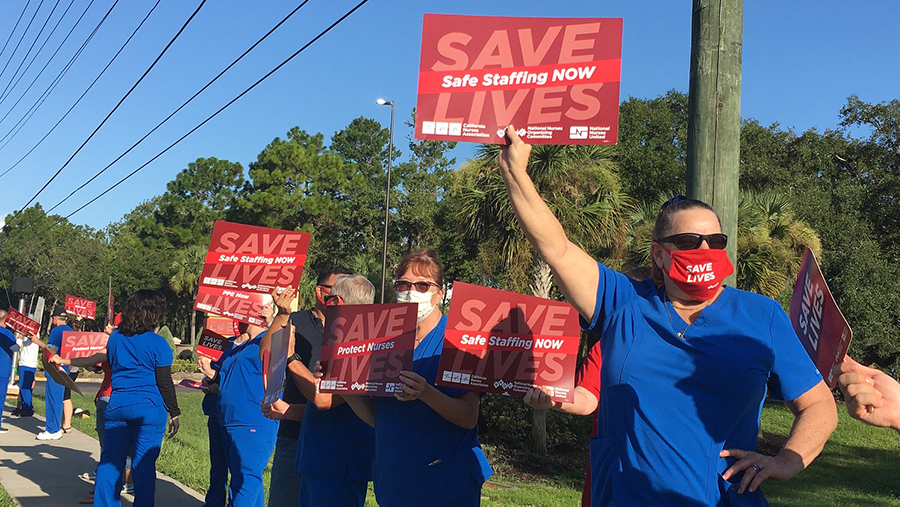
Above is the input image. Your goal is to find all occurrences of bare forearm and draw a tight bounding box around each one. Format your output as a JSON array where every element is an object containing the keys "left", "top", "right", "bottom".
[
  {"left": 283, "top": 403, "right": 306, "bottom": 422},
  {"left": 421, "top": 389, "right": 479, "bottom": 430},
  {"left": 343, "top": 395, "right": 375, "bottom": 427},
  {"left": 781, "top": 385, "right": 837, "bottom": 470},
  {"left": 553, "top": 387, "right": 598, "bottom": 416}
]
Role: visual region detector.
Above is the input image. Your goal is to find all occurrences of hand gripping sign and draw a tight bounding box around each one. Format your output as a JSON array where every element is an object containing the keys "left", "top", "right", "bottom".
[
  {"left": 437, "top": 282, "right": 580, "bottom": 402},
  {"left": 416, "top": 14, "right": 622, "bottom": 145},
  {"left": 789, "top": 248, "right": 853, "bottom": 388},
  {"left": 319, "top": 303, "right": 417, "bottom": 397},
  {"left": 194, "top": 221, "right": 309, "bottom": 326},
  {"left": 196, "top": 329, "right": 229, "bottom": 362},
  {"left": 6, "top": 307, "right": 40, "bottom": 336},
  {"left": 65, "top": 295, "right": 97, "bottom": 319},
  {"left": 60, "top": 331, "right": 108, "bottom": 360}
]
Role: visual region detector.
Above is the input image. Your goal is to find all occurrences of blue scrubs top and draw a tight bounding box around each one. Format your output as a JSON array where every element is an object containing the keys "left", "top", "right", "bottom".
[
  {"left": 0, "top": 326, "right": 15, "bottom": 378},
  {"left": 584, "top": 262, "right": 822, "bottom": 506},
  {"left": 372, "top": 316, "right": 493, "bottom": 505},
  {"left": 48, "top": 324, "right": 74, "bottom": 374},
  {"left": 216, "top": 332, "right": 277, "bottom": 430},
  {"left": 297, "top": 401, "right": 375, "bottom": 481},
  {"left": 202, "top": 337, "right": 236, "bottom": 418},
  {"left": 106, "top": 330, "right": 173, "bottom": 412}
]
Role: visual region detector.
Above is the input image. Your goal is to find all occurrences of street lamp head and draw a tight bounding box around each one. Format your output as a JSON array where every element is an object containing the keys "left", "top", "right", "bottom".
[{"left": 376, "top": 98, "right": 393, "bottom": 106}]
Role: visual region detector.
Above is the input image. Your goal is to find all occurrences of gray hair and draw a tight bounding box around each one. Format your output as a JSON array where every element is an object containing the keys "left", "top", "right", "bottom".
[{"left": 332, "top": 274, "right": 375, "bottom": 305}]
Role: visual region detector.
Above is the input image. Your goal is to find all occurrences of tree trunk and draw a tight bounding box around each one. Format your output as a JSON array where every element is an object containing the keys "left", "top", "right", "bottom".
[
  {"left": 190, "top": 308, "right": 196, "bottom": 346},
  {"left": 530, "top": 254, "right": 552, "bottom": 456}
]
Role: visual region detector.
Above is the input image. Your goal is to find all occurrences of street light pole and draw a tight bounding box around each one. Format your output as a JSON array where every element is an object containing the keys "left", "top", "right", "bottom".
[{"left": 377, "top": 99, "right": 395, "bottom": 303}]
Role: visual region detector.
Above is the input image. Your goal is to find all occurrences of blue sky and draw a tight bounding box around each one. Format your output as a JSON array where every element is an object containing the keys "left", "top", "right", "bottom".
[{"left": 0, "top": 0, "right": 897, "bottom": 230}]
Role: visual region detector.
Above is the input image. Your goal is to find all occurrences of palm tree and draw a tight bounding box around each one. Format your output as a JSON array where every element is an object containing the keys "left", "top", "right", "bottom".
[
  {"left": 458, "top": 143, "right": 628, "bottom": 455},
  {"left": 169, "top": 244, "right": 207, "bottom": 345}
]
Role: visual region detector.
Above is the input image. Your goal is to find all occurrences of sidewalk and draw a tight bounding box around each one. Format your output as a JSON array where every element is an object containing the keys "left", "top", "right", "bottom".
[{"left": 0, "top": 403, "right": 204, "bottom": 507}]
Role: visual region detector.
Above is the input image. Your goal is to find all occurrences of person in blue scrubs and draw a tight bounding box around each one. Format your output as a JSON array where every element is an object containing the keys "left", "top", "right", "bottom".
[
  {"left": 37, "top": 307, "right": 73, "bottom": 440},
  {"left": 95, "top": 290, "right": 180, "bottom": 507},
  {"left": 498, "top": 127, "right": 838, "bottom": 506},
  {"left": 0, "top": 310, "right": 20, "bottom": 433},
  {"left": 343, "top": 250, "right": 493, "bottom": 507},
  {"left": 216, "top": 312, "right": 277, "bottom": 507},
  {"left": 263, "top": 274, "right": 376, "bottom": 507}
]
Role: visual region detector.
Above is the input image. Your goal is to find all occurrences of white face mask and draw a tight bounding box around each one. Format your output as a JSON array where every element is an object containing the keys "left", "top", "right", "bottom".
[{"left": 396, "top": 289, "right": 437, "bottom": 322}]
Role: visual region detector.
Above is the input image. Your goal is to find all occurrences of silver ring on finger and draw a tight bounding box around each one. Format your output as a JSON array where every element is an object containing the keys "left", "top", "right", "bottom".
[{"left": 752, "top": 464, "right": 761, "bottom": 473}]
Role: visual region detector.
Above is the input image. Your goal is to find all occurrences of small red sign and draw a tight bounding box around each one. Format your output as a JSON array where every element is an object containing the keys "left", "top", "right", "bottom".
[
  {"left": 179, "top": 379, "right": 206, "bottom": 390},
  {"left": 205, "top": 316, "right": 237, "bottom": 337},
  {"left": 196, "top": 329, "right": 229, "bottom": 362},
  {"left": 65, "top": 295, "right": 97, "bottom": 320},
  {"left": 6, "top": 307, "right": 39, "bottom": 336},
  {"left": 319, "top": 303, "right": 417, "bottom": 397},
  {"left": 60, "top": 331, "right": 108, "bottom": 359},
  {"left": 415, "top": 14, "right": 622, "bottom": 145},
  {"left": 437, "top": 282, "right": 581, "bottom": 402},
  {"left": 789, "top": 248, "right": 853, "bottom": 388},
  {"left": 194, "top": 286, "right": 270, "bottom": 327}
]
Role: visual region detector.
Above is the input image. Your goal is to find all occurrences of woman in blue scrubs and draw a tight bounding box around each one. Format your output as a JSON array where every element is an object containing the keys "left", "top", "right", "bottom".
[
  {"left": 499, "top": 127, "right": 837, "bottom": 506},
  {"left": 95, "top": 290, "right": 179, "bottom": 507},
  {"left": 215, "top": 313, "right": 277, "bottom": 507},
  {"left": 343, "top": 249, "right": 493, "bottom": 506}
]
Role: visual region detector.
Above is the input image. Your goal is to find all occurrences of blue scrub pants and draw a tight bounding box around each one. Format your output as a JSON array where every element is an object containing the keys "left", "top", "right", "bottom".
[
  {"left": 0, "top": 375, "right": 8, "bottom": 429},
  {"left": 222, "top": 425, "right": 277, "bottom": 507},
  {"left": 95, "top": 401, "right": 168, "bottom": 507},
  {"left": 299, "top": 475, "right": 367, "bottom": 507},
  {"left": 44, "top": 374, "right": 65, "bottom": 433},
  {"left": 205, "top": 416, "right": 229, "bottom": 507},
  {"left": 18, "top": 366, "right": 35, "bottom": 412},
  {"left": 267, "top": 436, "right": 301, "bottom": 507}
]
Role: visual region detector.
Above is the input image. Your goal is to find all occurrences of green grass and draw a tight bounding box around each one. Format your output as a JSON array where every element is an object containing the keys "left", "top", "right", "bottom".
[
  {"left": 30, "top": 393, "right": 900, "bottom": 506},
  {"left": 0, "top": 482, "right": 14, "bottom": 507}
]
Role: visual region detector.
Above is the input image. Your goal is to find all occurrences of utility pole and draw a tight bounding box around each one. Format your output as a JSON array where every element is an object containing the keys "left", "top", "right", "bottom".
[{"left": 686, "top": 0, "right": 742, "bottom": 284}]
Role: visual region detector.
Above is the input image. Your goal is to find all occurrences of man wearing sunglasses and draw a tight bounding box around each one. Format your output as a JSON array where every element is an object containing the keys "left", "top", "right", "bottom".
[{"left": 264, "top": 265, "right": 351, "bottom": 507}]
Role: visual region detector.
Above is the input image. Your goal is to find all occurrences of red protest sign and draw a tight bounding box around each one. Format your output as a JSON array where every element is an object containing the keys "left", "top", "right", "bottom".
[
  {"left": 415, "top": 14, "right": 622, "bottom": 145},
  {"left": 205, "top": 316, "right": 237, "bottom": 337},
  {"left": 60, "top": 331, "right": 108, "bottom": 359},
  {"left": 6, "top": 307, "right": 39, "bottom": 336},
  {"left": 319, "top": 303, "right": 417, "bottom": 397},
  {"left": 262, "top": 326, "right": 291, "bottom": 405},
  {"left": 194, "top": 286, "right": 270, "bottom": 327},
  {"left": 200, "top": 221, "right": 310, "bottom": 294},
  {"left": 196, "top": 329, "right": 229, "bottom": 362},
  {"left": 65, "top": 295, "right": 97, "bottom": 319},
  {"left": 42, "top": 349, "right": 82, "bottom": 396},
  {"left": 789, "top": 248, "right": 853, "bottom": 388},
  {"left": 437, "top": 282, "right": 580, "bottom": 402}
]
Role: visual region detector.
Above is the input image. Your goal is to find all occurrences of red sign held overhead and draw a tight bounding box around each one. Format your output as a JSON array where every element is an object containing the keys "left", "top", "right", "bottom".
[
  {"left": 6, "top": 307, "right": 39, "bottom": 336},
  {"left": 194, "top": 286, "right": 270, "bottom": 327},
  {"left": 319, "top": 303, "right": 417, "bottom": 397},
  {"left": 437, "top": 282, "right": 581, "bottom": 402},
  {"left": 415, "top": 14, "right": 622, "bottom": 145},
  {"left": 789, "top": 248, "right": 853, "bottom": 388},
  {"left": 65, "top": 295, "right": 97, "bottom": 319},
  {"left": 196, "top": 329, "right": 229, "bottom": 362},
  {"left": 60, "top": 331, "right": 108, "bottom": 359}
]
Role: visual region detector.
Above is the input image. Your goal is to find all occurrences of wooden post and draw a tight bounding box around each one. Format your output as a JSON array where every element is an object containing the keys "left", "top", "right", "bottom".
[{"left": 686, "top": 0, "right": 743, "bottom": 284}]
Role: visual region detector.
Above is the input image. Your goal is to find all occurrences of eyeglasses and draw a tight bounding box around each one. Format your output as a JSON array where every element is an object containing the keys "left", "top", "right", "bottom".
[
  {"left": 657, "top": 233, "right": 728, "bottom": 250},
  {"left": 323, "top": 294, "right": 343, "bottom": 306},
  {"left": 394, "top": 280, "right": 439, "bottom": 293}
]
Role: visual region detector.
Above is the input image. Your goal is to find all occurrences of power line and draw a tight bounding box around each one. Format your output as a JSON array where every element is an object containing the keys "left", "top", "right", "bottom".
[
  {"left": 0, "top": 0, "right": 75, "bottom": 107},
  {"left": 17, "top": 0, "right": 208, "bottom": 213},
  {"left": 48, "top": 0, "right": 312, "bottom": 213},
  {"left": 0, "top": 0, "right": 104, "bottom": 150},
  {"left": 64, "top": 0, "right": 373, "bottom": 220},
  {"left": 0, "top": 1, "right": 32, "bottom": 62},
  {"left": 0, "top": 0, "right": 63, "bottom": 104},
  {"left": 0, "top": 0, "right": 45, "bottom": 82}
]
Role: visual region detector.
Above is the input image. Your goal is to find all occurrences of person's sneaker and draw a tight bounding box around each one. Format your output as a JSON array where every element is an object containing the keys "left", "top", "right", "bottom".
[
  {"left": 78, "top": 472, "right": 96, "bottom": 483},
  {"left": 19, "top": 410, "right": 34, "bottom": 417},
  {"left": 121, "top": 483, "right": 134, "bottom": 494},
  {"left": 0, "top": 427, "right": 8, "bottom": 434},
  {"left": 10, "top": 409, "right": 20, "bottom": 416},
  {"left": 36, "top": 430, "right": 63, "bottom": 440}
]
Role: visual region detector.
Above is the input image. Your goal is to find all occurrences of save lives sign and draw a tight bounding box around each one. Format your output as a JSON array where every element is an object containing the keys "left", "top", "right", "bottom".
[
  {"left": 196, "top": 329, "right": 229, "bottom": 362},
  {"left": 6, "top": 307, "right": 39, "bottom": 336},
  {"left": 195, "top": 221, "right": 310, "bottom": 325},
  {"left": 65, "top": 295, "right": 97, "bottom": 319},
  {"left": 416, "top": 14, "right": 622, "bottom": 145},
  {"left": 319, "top": 303, "right": 417, "bottom": 397},
  {"left": 789, "top": 248, "right": 853, "bottom": 388},
  {"left": 60, "top": 331, "right": 108, "bottom": 359},
  {"left": 437, "top": 282, "right": 580, "bottom": 402}
]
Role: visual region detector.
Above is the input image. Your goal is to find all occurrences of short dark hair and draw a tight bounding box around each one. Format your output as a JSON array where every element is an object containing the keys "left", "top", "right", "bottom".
[
  {"left": 317, "top": 265, "right": 353, "bottom": 285},
  {"left": 117, "top": 290, "right": 167, "bottom": 337},
  {"left": 650, "top": 195, "right": 722, "bottom": 286}
]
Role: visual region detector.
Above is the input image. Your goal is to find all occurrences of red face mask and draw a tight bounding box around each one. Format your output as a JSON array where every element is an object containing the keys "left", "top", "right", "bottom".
[{"left": 660, "top": 245, "right": 734, "bottom": 300}]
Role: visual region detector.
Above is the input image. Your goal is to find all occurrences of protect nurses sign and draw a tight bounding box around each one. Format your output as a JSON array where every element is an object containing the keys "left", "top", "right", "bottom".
[
  {"left": 415, "top": 14, "right": 622, "bottom": 145},
  {"left": 789, "top": 248, "right": 852, "bottom": 388},
  {"left": 436, "top": 282, "right": 581, "bottom": 402}
]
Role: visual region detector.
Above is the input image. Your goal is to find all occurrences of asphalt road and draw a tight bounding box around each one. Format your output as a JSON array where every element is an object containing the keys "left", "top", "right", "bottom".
[{"left": 24, "top": 379, "right": 200, "bottom": 397}]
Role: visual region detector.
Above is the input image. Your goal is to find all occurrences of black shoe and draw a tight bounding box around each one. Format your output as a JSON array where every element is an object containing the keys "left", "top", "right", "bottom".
[
  {"left": 11, "top": 409, "right": 20, "bottom": 416},
  {"left": 19, "top": 410, "right": 34, "bottom": 417}
]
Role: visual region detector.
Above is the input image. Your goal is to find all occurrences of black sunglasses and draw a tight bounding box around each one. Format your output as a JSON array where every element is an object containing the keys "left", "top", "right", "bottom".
[
  {"left": 657, "top": 233, "right": 728, "bottom": 250},
  {"left": 323, "top": 294, "right": 343, "bottom": 306},
  {"left": 394, "top": 280, "right": 439, "bottom": 293}
]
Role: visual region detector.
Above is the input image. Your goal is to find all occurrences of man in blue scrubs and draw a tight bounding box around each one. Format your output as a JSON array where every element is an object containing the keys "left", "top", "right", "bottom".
[
  {"left": 0, "top": 310, "right": 20, "bottom": 433},
  {"left": 37, "top": 308, "right": 72, "bottom": 440}
]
